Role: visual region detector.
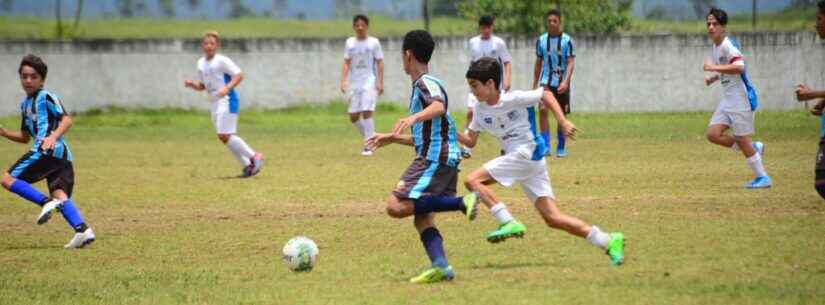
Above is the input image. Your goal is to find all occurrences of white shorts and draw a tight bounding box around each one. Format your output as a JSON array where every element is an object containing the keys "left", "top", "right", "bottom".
[
  {"left": 483, "top": 153, "right": 555, "bottom": 203},
  {"left": 348, "top": 87, "right": 377, "bottom": 113},
  {"left": 709, "top": 108, "right": 754, "bottom": 136},
  {"left": 466, "top": 92, "right": 479, "bottom": 109},
  {"left": 211, "top": 97, "right": 238, "bottom": 134}
]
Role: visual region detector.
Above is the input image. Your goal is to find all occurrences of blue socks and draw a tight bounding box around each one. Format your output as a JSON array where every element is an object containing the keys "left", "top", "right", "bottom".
[
  {"left": 59, "top": 200, "right": 87, "bottom": 232},
  {"left": 413, "top": 195, "right": 465, "bottom": 215},
  {"left": 9, "top": 180, "right": 48, "bottom": 206},
  {"left": 420, "top": 227, "right": 448, "bottom": 268},
  {"left": 816, "top": 184, "right": 825, "bottom": 200},
  {"left": 541, "top": 131, "right": 550, "bottom": 147},
  {"left": 556, "top": 128, "right": 566, "bottom": 150}
]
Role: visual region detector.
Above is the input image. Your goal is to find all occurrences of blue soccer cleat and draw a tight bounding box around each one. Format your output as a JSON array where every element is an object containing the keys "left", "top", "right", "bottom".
[
  {"left": 556, "top": 148, "right": 568, "bottom": 158},
  {"left": 746, "top": 176, "right": 772, "bottom": 189}
]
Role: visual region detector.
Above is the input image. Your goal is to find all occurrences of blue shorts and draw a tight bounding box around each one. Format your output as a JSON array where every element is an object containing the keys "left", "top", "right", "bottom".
[
  {"left": 393, "top": 157, "right": 457, "bottom": 200},
  {"left": 8, "top": 151, "right": 75, "bottom": 197}
]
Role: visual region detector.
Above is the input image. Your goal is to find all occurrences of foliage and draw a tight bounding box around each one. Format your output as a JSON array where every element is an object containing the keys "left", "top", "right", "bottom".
[{"left": 458, "top": 0, "right": 633, "bottom": 34}]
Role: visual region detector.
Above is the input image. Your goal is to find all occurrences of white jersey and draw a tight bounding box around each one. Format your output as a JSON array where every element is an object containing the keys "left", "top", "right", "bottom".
[
  {"left": 712, "top": 36, "right": 751, "bottom": 112},
  {"left": 344, "top": 36, "right": 384, "bottom": 91},
  {"left": 196, "top": 54, "right": 242, "bottom": 102},
  {"left": 468, "top": 35, "right": 512, "bottom": 63},
  {"left": 469, "top": 89, "right": 547, "bottom": 160}
]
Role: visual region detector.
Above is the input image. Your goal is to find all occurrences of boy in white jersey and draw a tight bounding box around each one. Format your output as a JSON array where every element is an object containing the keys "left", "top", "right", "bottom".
[
  {"left": 703, "top": 8, "right": 771, "bottom": 189},
  {"left": 458, "top": 57, "right": 624, "bottom": 266},
  {"left": 795, "top": 0, "right": 825, "bottom": 200},
  {"left": 341, "top": 14, "right": 384, "bottom": 156},
  {"left": 461, "top": 15, "right": 512, "bottom": 159},
  {"left": 185, "top": 31, "right": 263, "bottom": 177}
]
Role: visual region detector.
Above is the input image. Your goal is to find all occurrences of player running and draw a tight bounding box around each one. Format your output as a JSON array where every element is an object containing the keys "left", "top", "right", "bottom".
[
  {"left": 795, "top": 0, "right": 825, "bottom": 199},
  {"left": 341, "top": 14, "right": 385, "bottom": 156}
]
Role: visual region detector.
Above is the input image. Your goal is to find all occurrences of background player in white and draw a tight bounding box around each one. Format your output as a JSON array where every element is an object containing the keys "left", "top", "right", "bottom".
[
  {"left": 461, "top": 15, "right": 512, "bottom": 159},
  {"left": 458, "top": 57, "right": 624, "bottom": 266},
  {"left": 184, "top": 31, "right": 263, "bottom": 177},
  {"left": 340, "top": 14, "right": 384, "bottom": 156},
  {"left": 703, "top": 8, "right": 771, "bottom": 189}
]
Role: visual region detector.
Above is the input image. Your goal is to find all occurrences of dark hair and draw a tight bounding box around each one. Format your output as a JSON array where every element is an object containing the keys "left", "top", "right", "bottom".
[
  {"left": 353, "top": 14, "right": 369, "bottom": 25},
  {"left": 707, "top": 7, "right": 728, "bottom": 26},
  {"left": 402, "top": 30, "right": 435, "bottom": 64},
  {"left": 19, "top": 54, "right": 47, "bottom": 80},
  {"left": 819, "top": 0, "right": 825, "bottom": 14},
  {"left": 546, "top": 9, "right": 561, "bottom": 20},
  {"left": 466, "top": 57, "right": 501, "bottom": 90},
  {"left": 478, "top": 15, "right": 495, "bottom": 26}
]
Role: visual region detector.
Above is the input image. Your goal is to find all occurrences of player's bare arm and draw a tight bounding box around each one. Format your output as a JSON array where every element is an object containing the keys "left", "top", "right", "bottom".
[
  {"left": 503, "top": 61, "right": 512, "bottom": 91},
  {"left": 40, "top": 114, "right": 72, "bottom": 151},
  {"left": 365, "top": 133, "right": 413, "bottom": 150},
  {"left": 0, "top": 125, "right": 30, "bottom": 144},
  {"left": 796, "top": 84, "right": 825, "bottom": 101},
  {"left": 558, "top": 57, "right": 575, "bottom": 94},
  {"left": 705, "top": 75, "right": 720, "bottom": 86},
  {"left": 340, "top": 59, "right": 351, "bottom": 94},
  {"left": 184, "top": 80, "right": 205, "bottom": 91},
  {"left": 542, "top": 91, "right": 577, "bottom": 140},
  {"left": 218, "top": 73, "right": 243, "bottom": 97},
  {"left": 532, "top": 57, "right": 543, "bottom": 89},
  {"left": 703, "top": 59, "right": 744, "bottom": 75},
  {"left": 392, "top": 101, "right": 446, "bottom": 135},
  {"left": 376, "top": 59, "right": 385, "bottom": 95},
  {"left": 456, "top": 129, "right": 480, "bottom": 148}
]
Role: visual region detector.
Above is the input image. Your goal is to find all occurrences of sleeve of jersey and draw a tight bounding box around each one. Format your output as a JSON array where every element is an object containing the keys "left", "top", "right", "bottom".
[
  {"left": 417, "top": 79, "right": 446, "bottom": 108},
  {"left": 509, "top": 89, "right": 543, "bottom": 108},
  {"left": 221, "top": 57, "right": 242, "bottom": 76},
  {"left": 535, "top": 38, "right": 544, "bottom": 58},
  {"left": 727, "top": 44, "right": 745, "bottom": 66},
  {"left": 45, "top": 94, "right": 66, "bottom": 118},
  {"left": 498, "top": 39, "right": 512, "bottom": 63},
  {"left": 373, "top": 39, "right": 384, "bottom": 60},
  {"left": 34, "top": 96, "right": 50, "bottom": 140},
  {"left": 567, "top": 38, "right": 576, "bottom": 58},
  {"left": 343, "top": 40, "right": 352, "bottom": 60},
  {"left": 468, "top": 114, "right": 482, "bottom": 132}
]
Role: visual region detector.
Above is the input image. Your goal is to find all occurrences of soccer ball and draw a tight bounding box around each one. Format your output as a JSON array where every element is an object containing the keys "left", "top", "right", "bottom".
[{"left": 282, "top": 236, "right": 318, "bottom": 272}]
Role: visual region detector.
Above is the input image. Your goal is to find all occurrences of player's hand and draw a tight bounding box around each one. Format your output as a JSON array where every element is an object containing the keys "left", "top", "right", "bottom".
[
  {"left": 365, "top": 133, "right": 393, "bottom": 151},
  {"left": 796, "top": 84, "right": 814, "bottom": 101},
  {"left": 704, "top": 76, "right": 716, "bottom": 86},
  {"left": 376, "top": 83, "right": 384, "bottom": 95},
  {"left": 812, "top": 100, "right": 825, "bottom": 116},
  {"left": 558, "top": 81, "right": 569, "bottom": 94},
  {"left": 392, "top": 116, "right": 416, "bottom": 135},
  {"left": 217, "top": 86, "right": 229, "bottom": 97},
  {"left": 184, "top": 80, "right": 197, "bottom": 89},
  {"left": 40, "top": 136, "right": 56, "bottom": 151},
  {"left": 703, "top": 59, "right": 716, "bottom": 72},
  {"left": 560, "top": 120, "right": 577, "bottom": 141},
  {"left": 503, "top": 81, "right": 511, "bottom": 92},
  {"left": 341, "top": 82, "right": 349, "bottom": 94}
]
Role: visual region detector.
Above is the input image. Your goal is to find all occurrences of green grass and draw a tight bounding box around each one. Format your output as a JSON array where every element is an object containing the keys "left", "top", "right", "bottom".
[
  {"left": 1, "top": 104, "right": 824, "bottom": 305},
  {"left": 0, "top": 8, "right": 816, "bottom": 40}
]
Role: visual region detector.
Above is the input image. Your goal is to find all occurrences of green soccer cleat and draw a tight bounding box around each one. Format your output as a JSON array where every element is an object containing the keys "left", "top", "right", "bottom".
[
  {"left": 606, "top": 232, "right": 625, "bottom": 266},
  {"left": 463, "top": 192, "right": 479, "bottom": 221},
  {"left": 486, "top": 221, "right": 526, "bottom": 243},
  {"left": 409, "top": 266, "right": 454, "bottom": 284}
]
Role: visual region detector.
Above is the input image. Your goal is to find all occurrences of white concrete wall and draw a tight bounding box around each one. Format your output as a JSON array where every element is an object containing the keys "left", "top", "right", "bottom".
[{"left": 0, "top": 32, "right": 822, "bottom": 116}]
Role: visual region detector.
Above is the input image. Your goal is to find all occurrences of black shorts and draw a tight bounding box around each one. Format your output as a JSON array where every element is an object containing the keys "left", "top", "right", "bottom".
[
  {"left": 7, "top": 152, "right": 75, "bottom": 197},
  {"left": 816, "top": 139, "right": 825, "bottom": 181},
  {"left": 546, "top": 85, "right": 571, "bottom": 114},
  {"left": 392, "top": 157, "right": 458, "bottom": 200}
]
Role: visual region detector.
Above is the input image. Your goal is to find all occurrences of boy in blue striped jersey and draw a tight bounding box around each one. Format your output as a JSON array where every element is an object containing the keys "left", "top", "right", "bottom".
[
  {"left": 366, "top": 30, "right": 479, "bottom": 284},
  {"left": 0, "top": 54, "right": 95, "bottom": 249}
]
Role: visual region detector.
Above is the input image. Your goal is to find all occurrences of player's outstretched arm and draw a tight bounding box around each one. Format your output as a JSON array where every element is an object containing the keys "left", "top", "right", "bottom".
[
  {"left": 796, "top": 84, "right": 825, "bottom": 101},
  {"left": 40, "top": 115, "right": 71, "bottom": 151},
  {"left": 541, "top": 91, "right": 577, "bottom": 140},
  {"left": 456, "top": 129, "right": 480, "bottom": 148},
  {"left": 184, "top": 80, "right": 205, "bottom": 91},
  {"left": 392, "top": 102, "right": 446, "bottom": 135},
  {"left": 0, "top": 125, "right": 30, "bottom": 144},
  {"left": 365, "top": 133, "right": 413, "bottom": 150}
]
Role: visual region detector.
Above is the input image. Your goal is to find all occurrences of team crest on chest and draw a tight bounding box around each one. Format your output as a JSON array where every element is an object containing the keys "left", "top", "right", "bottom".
[
  {"left": 484, "top": 117, "right": 493, "bottom": 125},
  {"left": 507, "top": 110, "right": 520, "bottom": 121}
]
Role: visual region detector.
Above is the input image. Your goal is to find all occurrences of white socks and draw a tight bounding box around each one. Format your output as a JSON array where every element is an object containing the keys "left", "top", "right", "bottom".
[
  {"left": 490, "top": 203, "right": 514, "bottom": 225},
  {"left": 362, "top": 118, "right": 375, "bottom": 139},
  {"left": 586, "top": 226, "right": 611, "bottom": 250},
  {"left": 352, "top": 120, "right": 366, "bottom": 138},
  {"left": 747, "top": 153, "right": 768, "bottom": 177},
  {"left": 226, "top": 135, "right": 255, "bottom": 167}
]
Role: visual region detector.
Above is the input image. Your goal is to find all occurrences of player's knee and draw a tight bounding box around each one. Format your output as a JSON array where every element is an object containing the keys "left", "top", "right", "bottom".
[
  {"left": 815, "top": 183, "right": 825, "bottom": 200},
  {"left": 705, "top": 131, "right": 717, "bottom": 143},
  {"left": 0, "top": 173, "right": 14, "bottom": 189},
  {"left": 217, "top": 134, "right": 231, "bottom": 143},
  {"left": 348, "top": 114, "right": 360, "bottom": 123},
  {"left": 385, "top": 198, "right": 407, "bottom": 218}
]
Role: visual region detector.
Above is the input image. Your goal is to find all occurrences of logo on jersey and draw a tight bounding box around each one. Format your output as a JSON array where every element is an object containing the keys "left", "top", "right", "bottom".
[
  {"left": 507, "top": 110, "right": 520, "bottom": 121},
  {"left": 484, "top": 117, "right": 493, "bottom": 125}
]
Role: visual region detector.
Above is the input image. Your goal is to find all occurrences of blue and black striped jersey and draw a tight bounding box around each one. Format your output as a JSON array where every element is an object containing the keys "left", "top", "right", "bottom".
[{"left": 19, "top": 89, "right": 72, "bottom": 161}]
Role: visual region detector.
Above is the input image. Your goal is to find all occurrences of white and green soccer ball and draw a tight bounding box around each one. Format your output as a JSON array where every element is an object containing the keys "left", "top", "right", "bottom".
[{"left": 282, "top": 236, "right": 318, "bottom": 272}]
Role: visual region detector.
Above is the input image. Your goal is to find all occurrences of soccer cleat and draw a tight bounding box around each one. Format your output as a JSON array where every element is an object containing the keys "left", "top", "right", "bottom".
[
  {"left": 64, "top": 228, "right": 95, "bottom": 249},
  {"left": 409, "top": 266, "right": 454, "bottom": 284},
  {"left": 463, "top": 192, "right": 479, "bottom": 221},
  {"left": 486, "top": 221, "right": 526, "bottom": 243},
  {"left": 752, "top": 141, "right": 764, "bottom": 156},
  {"left": 460, "top": 147, "right": 472, "bottom": 159},
  {"left": 361, "top": 147, "right": 374, "bottom": 156},
  {"left": 606, "top": 232, "right": 625, "bottom": 266},
  {"left": 746, "top": 176, "right": 772, "bottom": 189},
  {"left": 556, "top": 148, "right": 568, "bottom": 158},
  {"left": 242, "top": 153, "right": 264, "bottom": 177},
  {"left": 37, "top": 199, "right": 63, "bottom": 225}
]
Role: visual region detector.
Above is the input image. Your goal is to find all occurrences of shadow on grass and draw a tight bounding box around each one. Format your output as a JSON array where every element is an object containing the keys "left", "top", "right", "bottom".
[{"left": 468, "top": 261, "right": 553, "bottom": 270}]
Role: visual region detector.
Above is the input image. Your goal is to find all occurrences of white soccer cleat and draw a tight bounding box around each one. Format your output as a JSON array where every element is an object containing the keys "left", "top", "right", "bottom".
[
  {"left": 361, "top": 147, "right": 374, "bottom": 156},
  {"left": 64, "top": 228, "right": 95, "bottom": 249},
  {"left": 37, "top": 199, "right": 64, "bottom": 225}
]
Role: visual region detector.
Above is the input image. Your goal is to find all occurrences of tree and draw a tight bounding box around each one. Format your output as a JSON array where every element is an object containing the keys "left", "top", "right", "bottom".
[
  {"left": 73, "top": 0, "right": 83, "bottom": 30},
  {"left": 689, "top": 0, "right": 716, "bottom": 18},
  {"left": 159, "top": 0, "right": 175, "bottom": 17},
  {"left": 55, "top": 0, "right": 63, "bottom": 38},
  {"left": 459, "top": 0, "right": 633, "bottom": 35},
  {"left": 224, "top": 0, "right": 254, "bottom": 18},
  {"left": 1, "top": 0, "right": 13, "bottom": 13}
]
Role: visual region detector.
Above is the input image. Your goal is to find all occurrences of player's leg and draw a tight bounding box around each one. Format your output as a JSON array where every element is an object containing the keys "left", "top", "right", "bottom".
[
  {"left": 215, "top": 101, "right": 261, "bottom": 177},
  {"left": 816, "top": 140, "right": 825, "bottom": 200},
  {"left": 2, "top": 153, "right": 62, "bottom": 224},
  {"left": 359, "top": 89, "right": 377, "bottom": 155},
  {"left": 389, "top": 159, "right": 476, "bottom": 219},
  {"left": 464, "top": 166, "right": 524, "bottom": 243},
  {"left": 539, "top": 107, "right": 552, "bottom": 156},
  {"left": 409, "top": 213, "right": 454, "bottom": 283},
  {"left": 731, "top": 111, "right": 771, "bottom": 188},
  {"left": 348, "top": 91, "right": 368, "bottom": 152},
  {"left": 706, "top": 124, "right": 735, "bottom": 148},
  {"left": 46, "top": 163, "right": 94, "bottom": 249},
  {"left": 554, "top": 90, "right": 570, "bottom": 157}
]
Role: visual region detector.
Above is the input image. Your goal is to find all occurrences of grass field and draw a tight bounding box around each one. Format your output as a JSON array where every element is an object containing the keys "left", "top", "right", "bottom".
[
  {"left": 0, "top": 8, "right": 817, "bottom": 40},
  {"left": 1, "top": 104, "right": 824, "bottom": 305}
]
